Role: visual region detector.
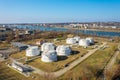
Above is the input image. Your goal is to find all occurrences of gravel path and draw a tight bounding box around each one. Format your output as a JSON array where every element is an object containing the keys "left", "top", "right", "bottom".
[{"left": 106, "top": 51, "right": 119, "bottom": 70}]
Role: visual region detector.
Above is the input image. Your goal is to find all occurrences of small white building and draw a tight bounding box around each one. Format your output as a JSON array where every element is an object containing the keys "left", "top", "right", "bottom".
[
  {"left": 36, "top": 40, "right": 46, "bottom": 45},
  {"left": 26, "top": 46, "right": 40, "bottom": 57},
  {"left": 11, "top": 63, "right": 23, "bottom": 72},
  {"left": 66, "top": 38, "right": 76, "bottom": 44},
  {"left": 111, "top": 26, "right": 117, "bottom": 29},
  {"left": 74, "top": 36, "right": 80, "bottom": 42},
  {"left": 79, "top": 39, "right": 90, "bottom": 47},
  {"left": 25, "top": 30, "right": 34, "bottom": 34},
  {"left": 41, "top": 50, "right": 57, "bottom": 62},
  {"left": 36, "top": 42, "right": 41, "bottom": 45},
  {"left": 86, "top": 37, "right": 94, "bottom": 44},
  {"left": 41, "top": 43, "right": 56, "bottom": 52},
  {"left": 56, "top": 45, "right": 71, "bottom": 56}
]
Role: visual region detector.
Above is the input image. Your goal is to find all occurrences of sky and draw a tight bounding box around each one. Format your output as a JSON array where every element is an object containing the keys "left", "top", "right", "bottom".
[{"left": 0, "top": 0, "right": 120, "bottom": 23}]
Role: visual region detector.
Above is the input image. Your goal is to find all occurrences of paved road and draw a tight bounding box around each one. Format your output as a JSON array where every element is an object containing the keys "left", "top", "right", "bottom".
[
  {"left": 0, "top": 48, "right": 18, "bottom": 55},
  {"left": 28, "top": 42, "right": 106, "bottom": 78},
  {"left": 0, "top": 48, "right": 18, "bottom": 61}
]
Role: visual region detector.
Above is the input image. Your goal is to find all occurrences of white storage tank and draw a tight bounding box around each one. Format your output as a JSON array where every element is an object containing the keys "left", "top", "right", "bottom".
[
  {"left": 41, "top": 50, "right": 57, "bottom": 62},
  {"left": 66, "top": 38, "right": 76, "bottom": 44},
  {"left": 56, "top": 45, "right": 71, "bottom": 56},
  {"left": 41, "top": 43, "right": 56, "bottom": 52},
  {"left": 74, "top": 36, "right": 80, "bottom": 42},
  {"left": 26, "top": 46, "right": 40, "bottom": 57},
  {"left": 79, "top": 39, "right": 90, "bottom": 47},
  {"left": 86, "top": 37, "right": 94, "bottom": 44}
]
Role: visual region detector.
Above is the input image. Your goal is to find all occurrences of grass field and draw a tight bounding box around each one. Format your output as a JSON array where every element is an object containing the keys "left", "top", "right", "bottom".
[
  {"left": 0, "top": 62, "right": 32, "bottom": 80},
  {"left": 60, "top": 42, "right": 118, "bottom": 80},
  {"left": 10, "top": 51, "right": 26, "bottom": 59},
  {"left": 0, "top": 43, "right": 11, "bottom": 48},
  {"left": 0, "top": 62, "right": 53, "bottom": 80}
]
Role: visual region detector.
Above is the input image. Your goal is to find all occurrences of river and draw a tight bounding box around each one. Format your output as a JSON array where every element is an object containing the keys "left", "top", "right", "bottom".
[{"left": 16, "top": 26, "right": 120, "bottom": 37}]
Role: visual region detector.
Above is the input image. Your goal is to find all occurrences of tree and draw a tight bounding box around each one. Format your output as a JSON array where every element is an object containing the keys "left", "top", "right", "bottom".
[{"left": 6, "top": 32, "right": 14, "bottom": 43}]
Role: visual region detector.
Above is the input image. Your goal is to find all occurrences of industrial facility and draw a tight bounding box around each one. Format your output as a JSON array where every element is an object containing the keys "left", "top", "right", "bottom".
[
  {"left": 79, "top": 39, "right": 90, "bottom": 47},
  {"left": 41, "top": 42, "right": 56, "bottom": 52},
  {"left": 74, "top": 36, "right": 80, "bottom": 43},
  {"left": 86, "top": 37, "right": 94, "bottom": 44},
  {"left": 41, "top": 50, "right": 57, "bottom": 62},
  {"left": 66, "top": 38, "right": 76, "bottom": 44},
  {"left": 56, "top": 45, "right": 71, "bottom": 56},
  {"left": 26, "top": 46, "right": 40, "bottom": 57}
]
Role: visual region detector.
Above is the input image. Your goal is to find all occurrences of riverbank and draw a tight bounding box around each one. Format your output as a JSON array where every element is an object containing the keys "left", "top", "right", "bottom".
[
  {"left": 53, "top": 26, "right": 120, "bottom": 32},
  {"left": 16, "top": 26, "right": 120, "bottom": 37}
]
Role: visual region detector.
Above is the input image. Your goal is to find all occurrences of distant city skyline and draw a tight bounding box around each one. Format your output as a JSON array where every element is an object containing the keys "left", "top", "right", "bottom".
[{"left": 0, "top": 0, "right": 120, "bottom": 23}]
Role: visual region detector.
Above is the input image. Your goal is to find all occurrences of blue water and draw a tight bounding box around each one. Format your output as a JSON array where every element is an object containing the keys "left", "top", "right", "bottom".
[{"left": 16, "top": 26, "right": 120, "bottom": 37}]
